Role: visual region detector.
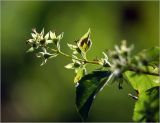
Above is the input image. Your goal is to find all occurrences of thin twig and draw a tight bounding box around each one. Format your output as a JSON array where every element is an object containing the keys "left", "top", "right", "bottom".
[
  {"left": 58, "top": 50, "right": 100, "bottom": 65},
  {"left": 52, "top": 49, "right": 159, "bottom": 76}
]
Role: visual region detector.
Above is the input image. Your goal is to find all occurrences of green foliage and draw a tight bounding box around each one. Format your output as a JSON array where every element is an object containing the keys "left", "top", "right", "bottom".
[
  {"left": 77, "top": 28, "right": 92, "bottom": 54},
  {"left": 76, "top": 71, "right": 111, "bottom": 121},
  {"left": 138, "top": 47, "right": 160, "bottom": 66},
  {"left": 133, "top": 86, "right": 159, "bottom": 122},
  {"left": 74, "top": 67, "right": 86, "bottom": 83},
  {"left": 125, "top": 71, "right": 160, "bottom": 93},
  {"left": 131, "top": 47, "right": 160, "bottom": 68},
  {"left": 26, "top": 28, "right": 159, "bottom": 122}
]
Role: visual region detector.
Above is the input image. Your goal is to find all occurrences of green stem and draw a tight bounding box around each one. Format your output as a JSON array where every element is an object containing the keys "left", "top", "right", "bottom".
[
  {"left": 52, "top": 49, "right": 159, "bottom": 76},
  {"left": 58, "top": 50, "right": 100, "bottom": 65},
  {"left": 59, "top": 50, "right": 72, "bottom": 58}
]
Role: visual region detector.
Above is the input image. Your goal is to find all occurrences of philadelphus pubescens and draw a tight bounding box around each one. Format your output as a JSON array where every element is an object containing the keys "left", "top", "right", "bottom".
[
  {"left": 26, "top": 28, "right": 134, "bottom": 84},
  {"left": 26, "top": 28, "right": 94, "bottom": 67},
  {"left": 26, "top": 28, "right": 159, "bottom": 122},
  {"left": 110, "top": 40, "right": 134, "bottom": 76},
  {"left": 26, "top": 28, "right": 63, "bottom": 66}
]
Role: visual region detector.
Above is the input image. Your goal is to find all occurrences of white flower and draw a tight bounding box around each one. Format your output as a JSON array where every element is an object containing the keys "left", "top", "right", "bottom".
[
  {"left": 99, "top": 52, "right": 111, "bottom": 67},
  {"left": 50, "top": 31, "right": 64, "bottom": 50},
  {"left": 36, "top": 48, "right": 58, "bottom": 66},
  {"left": 26, "top": 28, "right": 53, "bottom": 49}
]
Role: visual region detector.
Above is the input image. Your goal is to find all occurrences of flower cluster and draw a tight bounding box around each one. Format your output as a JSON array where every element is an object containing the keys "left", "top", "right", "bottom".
[
  {"left": 26, "top": 28, "right": 93, "bottom": 83},
  {"left": 26, "top": 28, "right": 137, "bottom": 88},
  {"left": 26, "top": 28, "right": 159, "bottom": 92},
  {"left": 109, "top": 40, "right": 134, "bottom": 76},
  {"left": 26, "top": 28, "right": 64, "bottom": 66}
]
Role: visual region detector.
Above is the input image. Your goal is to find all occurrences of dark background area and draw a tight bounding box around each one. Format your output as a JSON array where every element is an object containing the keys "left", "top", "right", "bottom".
[{"left": 1, "top": 1, "right": 159, "bottom": 122}]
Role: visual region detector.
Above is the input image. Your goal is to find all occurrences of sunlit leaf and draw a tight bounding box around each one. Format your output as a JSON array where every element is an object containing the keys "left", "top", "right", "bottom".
[
  {"left": 125, "top": 71, "right": 160, "bottom": 94},
  {"left": 77, "top": 28, "right": 92, "bottom": 53},
  {"left": 74, "top": 68, "right": 86, "bottom": 83},
  {"left": 76, "top": 71, "right": 111, "bottom": 121},
  {"left": 142, "top": 47, "right": 160, "bottom": 64},
  {"left": 132, "top": 47, "right": 160, "bottom": 67},
  {"left": 133, "top": 86, "right": 159, "bottom": 122}
]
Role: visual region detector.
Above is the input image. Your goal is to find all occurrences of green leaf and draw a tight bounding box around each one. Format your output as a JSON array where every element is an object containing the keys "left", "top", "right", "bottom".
[
  {"left": 77, "top": 28, "right": 92, "bottom": 53},
  {"left": 133, "top": 47, "right": 160, "bottom": 66},
  {"left": 64, "top": 63, "right": 74, "bottom": 69},
  {"left": 74, "top": 68, "right": 86, "bottom": 83},
  {"left": 125, "top": 71, "right": 160, "bottom": 93},
  {"left": 133, "top": 86, "right": 159, "bottom": 122},
  {"left": 76, "top": 71, "right": 112, "bottom": 121},
  {"left": 143, "top": 47, "right": 159, "bottom": 63}
]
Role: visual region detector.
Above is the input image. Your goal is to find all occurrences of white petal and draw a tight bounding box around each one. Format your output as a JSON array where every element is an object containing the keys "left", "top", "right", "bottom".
[
  {"left": 27, "top": 39, "right": 33, "bottom": 43},
  {"left": 67, "top": 43, "right": 77, "bottom": 50},
  {"left": 41, "top": 28, "right": 44, "bottom": 35},
  {"left": 45, "top": 32, "right": 49, "bottom": 40},
  {"left": 42, "top": 47, "right": 47, "bottom": 53},
  {"left": 26, "top": 47, "right": 34, "bottom": 52},
  {"left": 73, "top": 50, "right": 78, "bottom": 54},
  {"left": 46, "top": 40, "right": 53, "bottom": 44},
  {"left": 36, "top": 52, "right": 44, "bottom": 58},
  {"left": 31, "top": 33, "right": 36, "bottom": 39},
  {"left": 50, "top": 31, "right": 56, "bottom": 39},
  {"left": 104, "top": 60, "right": 111, "bottom": 66},
  {"left": 57, "top": 44, "right": 60, "bottom": 50},
  {"left": 32, "top": 28, "right": 37, "bottom": 33},
  {"left": 49, "top": 53, "right": 58, "bottom": 58},
  {"left": 40, "top": 59, "right": 47, "bottom": 66},
  {"left": 115, "top": 45, "right": 121, "bottom": 53},
  {"left": 72, "top": 55, "right": 78, "bottom": 59},
  {"left": 57, "top": 32, "right": 64, "bottom": 40}
]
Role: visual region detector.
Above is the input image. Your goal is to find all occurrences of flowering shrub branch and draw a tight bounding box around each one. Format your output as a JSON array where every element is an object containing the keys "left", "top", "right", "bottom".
[{"left": 26, "top": 28, "right": 160, "bottom": 122}]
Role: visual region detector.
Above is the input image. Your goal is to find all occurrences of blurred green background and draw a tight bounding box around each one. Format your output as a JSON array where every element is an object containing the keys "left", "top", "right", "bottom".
[{"left": 1, "top": 1, "right": 159, "bottom": 122}]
